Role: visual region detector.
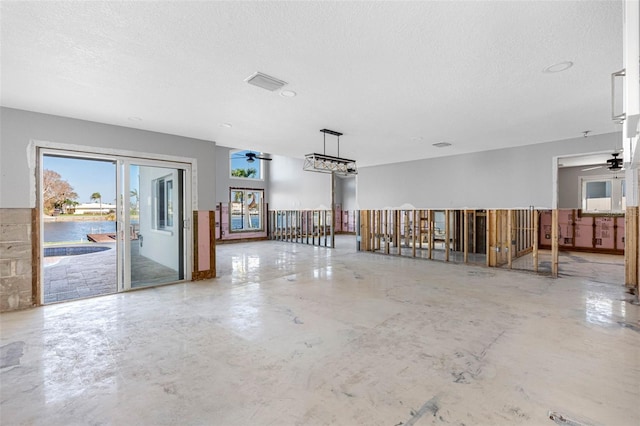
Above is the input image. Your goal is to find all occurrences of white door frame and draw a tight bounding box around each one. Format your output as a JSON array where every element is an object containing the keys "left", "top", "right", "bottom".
[{"left": 37, "top": 142, "right": 194, "bottom": 303}]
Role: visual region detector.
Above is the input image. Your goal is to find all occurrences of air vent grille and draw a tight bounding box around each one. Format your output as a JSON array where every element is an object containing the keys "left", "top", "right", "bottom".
[
  {"left": 432, "top": 142, "right": 452, "bottom": 148},
  {"left": 245, "top": 72, "right": 287, "bottom": 91}
]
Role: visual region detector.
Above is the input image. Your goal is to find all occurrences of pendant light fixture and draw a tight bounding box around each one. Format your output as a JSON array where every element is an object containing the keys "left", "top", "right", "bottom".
[{"left": 303, "top": 129, "right": 358, "bottom": 176}]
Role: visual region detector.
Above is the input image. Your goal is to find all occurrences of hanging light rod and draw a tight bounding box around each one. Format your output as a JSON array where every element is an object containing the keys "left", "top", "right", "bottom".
[{"left": 319, "top": 129, "right": 343, "bottom": 137}]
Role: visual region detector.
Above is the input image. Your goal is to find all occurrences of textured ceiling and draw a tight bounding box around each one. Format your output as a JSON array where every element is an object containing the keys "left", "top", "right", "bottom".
[{"left": 0, "top": 1, "right": 624, "bottom": 167}]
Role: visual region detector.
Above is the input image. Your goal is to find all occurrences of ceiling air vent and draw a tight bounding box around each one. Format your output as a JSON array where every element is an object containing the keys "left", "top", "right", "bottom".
[
  {"left": 432, "top": 142, "right": 452, "bottom": 148},
  {"left": 245, "top": 72, "right": 287, "bottom": 91}
]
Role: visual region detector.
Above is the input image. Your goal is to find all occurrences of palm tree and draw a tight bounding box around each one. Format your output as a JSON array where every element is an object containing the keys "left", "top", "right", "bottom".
[
  {"left": 91, "top": 192, "right": 102, "bottom": 217},
  {"left": 231, "top": 168, "right": 257, "bottom": 178},
  {"left": 130, "top": 188, "right": 139, "bottom": 215}
]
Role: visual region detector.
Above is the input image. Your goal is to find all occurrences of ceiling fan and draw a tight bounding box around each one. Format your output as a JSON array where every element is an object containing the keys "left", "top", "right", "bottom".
[
  {"left": 580, "top": 152, "right": 624, "bottom": 172},
  {"left": 606, "top": 152, "right": 623, "bottom": 171},
  {"left": 233, "top": 151, "right": 272, "bottom": 163}
]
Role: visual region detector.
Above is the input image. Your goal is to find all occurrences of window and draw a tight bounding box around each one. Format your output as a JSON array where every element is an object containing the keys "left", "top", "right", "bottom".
[
  {"left": 230, "top": 150, "right": 262, "bottom": 180},
  {"left": 230, "top": 188, "right": 264, "bottom": 232},
  {"left": 154, "top": 176, "right": 173, "bottom": 229},
  {"left": 581, "top": 176, "right": 625, "bottom": 213}
]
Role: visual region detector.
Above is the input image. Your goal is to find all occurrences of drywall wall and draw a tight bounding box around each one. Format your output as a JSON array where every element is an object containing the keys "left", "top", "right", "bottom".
[
  {"left": 138, "top": 166, "right": 180, "bottom": 270},
  {"left": 337, "top": 176, "right": 358, "bottom": 210},
  {"left": 0, "top": 108, "right": 216, "bottom": 209},
  {"left": 558, "top": 165, "right": 625, "bottom": 208},
  {"left": 268, "top": 155, "right": 331, "bottom": 210},
  {"left": 215, "top": 145, "right": 268, "bottom": 204},
  {"left": 357, "top": 132, "right": 621, "bottom": 209}
]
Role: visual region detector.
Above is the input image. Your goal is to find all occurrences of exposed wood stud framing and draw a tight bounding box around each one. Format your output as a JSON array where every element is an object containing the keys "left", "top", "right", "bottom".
[
  {"left": 533, "top": 210, "right": 539, "bottom": 272},
  {"left": 551, "top": 209, "right": 559, "bottom": 278},
  {"left": 464, "top": 210, "right": 470, "bottom": 264},
  {"left": 445, "top": 209, "right": 451, "bottom": 262},
  {"left": 625, "top": 206, "right": 638, "bottom": 288}
]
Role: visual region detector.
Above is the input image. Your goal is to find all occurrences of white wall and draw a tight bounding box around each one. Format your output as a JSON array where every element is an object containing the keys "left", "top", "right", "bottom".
[
  {"left": 138, "top": 166, "right": 180, "bottom": 270},
  {"left": 339, "top": 176, "right": 358, "bottom": 210},
  {"left": 558, "top": 166, "right": 625, "bottom": 209},
  {"left": 268, "top": 155, "right": 331, "bottom": 210},
  {"left": 0, "top": 108, "right": 217, "bottom": 209},
  {"left": 215, "top": 145, "right": 268, "bottom": 204},
  {"left": 357, "top": 132, "right": 621, "bottom": 209}
]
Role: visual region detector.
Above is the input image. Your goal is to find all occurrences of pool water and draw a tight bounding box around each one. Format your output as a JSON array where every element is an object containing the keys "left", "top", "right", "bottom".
[{"left": 44, "top": 246, "right": 112, "bottom": 257}]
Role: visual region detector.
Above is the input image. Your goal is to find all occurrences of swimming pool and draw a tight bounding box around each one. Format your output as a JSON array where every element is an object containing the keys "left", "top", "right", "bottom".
[{"left": 44, "top": 246, "right": 112, "bottom": 257}]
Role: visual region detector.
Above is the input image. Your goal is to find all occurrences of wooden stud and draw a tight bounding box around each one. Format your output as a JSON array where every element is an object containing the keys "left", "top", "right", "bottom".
[
  {"left": 445, "top": 209, "right": 450, "bottom": 262},
  {"left": 487, "top": 210, "right": 495, "bottom": 267},
  {"left": 464, "top": 210, "right": 469, "bottom": 264},
  {"left": 392, "top": 210, "right": 397, "bottom": 254},
  {"left": 209, "top": 210, "right": 216, "bottom": 278},
  {"left": 533, "top": 210, "right": 539, "bottom": 272},
  {"left": 373, "top": 210, "right": 378, "bottom": 251},
  {"left": 426, "top": 210, "right": 431, "bottom": 251},
  {"left": 412, "top": 210, "right": 417, "bottom": 258},
  {"left": 507, "top": 210, "right": 513, "bottom": 269},
  {"left": 551, "top": 209, "right": 559, "bottom": 277},
  {"left": 193, "top": 210, "right": 199, "bottom": 275},
  {"left": 625, "top": 206, "right": 639, "bottom": 288},
  {"left": 360, "top": 211, "right": 367, "bottom": 251},
  {"left": 384, "top": 210, "right": 390, "bottom": 254}
]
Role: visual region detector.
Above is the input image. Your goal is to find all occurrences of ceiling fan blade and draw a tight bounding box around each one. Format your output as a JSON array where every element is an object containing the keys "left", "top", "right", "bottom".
[
  {"left": 256, "top": 156, "right": 272, "bottom": 161},
  {"left": 581, "top": 166, "right": 603, "bottom": 171}
]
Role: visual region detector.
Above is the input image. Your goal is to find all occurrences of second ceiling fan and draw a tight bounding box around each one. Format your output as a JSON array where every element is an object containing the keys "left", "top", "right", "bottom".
[{"left": 234, "top": 151, "right": 272, "bottom": 163}]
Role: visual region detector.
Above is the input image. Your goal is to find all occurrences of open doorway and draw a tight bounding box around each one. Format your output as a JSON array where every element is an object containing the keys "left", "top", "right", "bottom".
[
  {"left": 42, "top": 154, "right": 117, "bottom": 303},
  {"left": 554, "top": 152, "right": 626, "bottom": 283}
]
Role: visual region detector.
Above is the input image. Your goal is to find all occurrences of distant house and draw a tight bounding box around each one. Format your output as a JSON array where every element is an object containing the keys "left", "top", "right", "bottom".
[{"left": 73, "top": 203, "right": 116, "bottom": 215}]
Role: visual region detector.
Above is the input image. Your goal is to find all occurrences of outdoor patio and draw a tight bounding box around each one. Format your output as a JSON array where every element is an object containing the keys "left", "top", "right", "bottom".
[{"left": 43, "top": 240, "right": 178, "bottom": 303}]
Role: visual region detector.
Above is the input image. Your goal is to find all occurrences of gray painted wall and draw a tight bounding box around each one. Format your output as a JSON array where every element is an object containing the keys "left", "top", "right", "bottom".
[
  {"left": 215, "top": 145, "right": 269, "bottom": 204},
  {"left": 357, "top": 132, "right": 620, "bottom": 209},
  {"left": 1, "top": 108, "right": 217, "bottom": 210},
  {"left": 337, "top": 176, "right": 357, "bottom": 210},
  {"left": 268, "top": 155, "right": 331, "bottom": 210}
]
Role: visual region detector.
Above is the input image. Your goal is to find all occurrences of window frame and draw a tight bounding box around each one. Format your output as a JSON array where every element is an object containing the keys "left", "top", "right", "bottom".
[
  {"left": 580, "top": 175, "right": 626, "bottom": 214},
  {"left": 229, "top": 187, "right": 265, "bottom": 233},
  {"left": 229, "top": 149, "right": 264, "bottom": 181},
  {"left": 153, "top": 175, "right": 174, "bottom": 230}
]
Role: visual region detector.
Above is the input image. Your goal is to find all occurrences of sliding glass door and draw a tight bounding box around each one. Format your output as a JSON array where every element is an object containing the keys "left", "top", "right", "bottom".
[{"left": 40, "top": 149, "right": 191, "bottom": 303}]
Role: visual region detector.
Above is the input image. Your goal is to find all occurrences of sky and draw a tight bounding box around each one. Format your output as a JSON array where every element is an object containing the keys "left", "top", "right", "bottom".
[
  {"left": 231, "top": 150, "right": 262, "bottom": 177},
  {"left": 43, "top": 155, "right": 118, "bottom": 204},
  {"left": 43, "top": 151, "right": 257, "bottom": 205}
]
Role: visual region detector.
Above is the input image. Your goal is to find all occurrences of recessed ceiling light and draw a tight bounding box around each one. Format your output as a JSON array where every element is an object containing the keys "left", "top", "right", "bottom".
[
  {"left": 128, "top": 116, "right": 142, "bottom": 121},
  {"left": 280, "top": 90, "right": 297, "bottom": 98},
  {"left": 432, "top": 142, "right": 452, "bottom": 148},
  {"left": 543, "top": 61, "right": 574, "bottom": 73},
  {"left": 220, "top": 123, "right": 233, "bottom": 128}
]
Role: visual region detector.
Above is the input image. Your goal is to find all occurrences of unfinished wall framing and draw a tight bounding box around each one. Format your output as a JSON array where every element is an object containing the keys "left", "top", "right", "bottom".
[
  {"left": 268, "top": 210, "right": 335, "bottom": 247},
  {"left": 357, "top": 209, "right": 545, "bottom": 274}
]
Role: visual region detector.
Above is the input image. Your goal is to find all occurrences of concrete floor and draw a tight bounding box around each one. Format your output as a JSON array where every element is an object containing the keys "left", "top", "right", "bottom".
[{"left": 1, "top": 236, "right": 639, "bottom": 425}]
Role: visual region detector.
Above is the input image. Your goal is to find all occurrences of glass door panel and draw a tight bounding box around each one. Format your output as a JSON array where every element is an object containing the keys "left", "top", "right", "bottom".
[{"left": 126, "top": 163, "right": 186, "bottom": 288}]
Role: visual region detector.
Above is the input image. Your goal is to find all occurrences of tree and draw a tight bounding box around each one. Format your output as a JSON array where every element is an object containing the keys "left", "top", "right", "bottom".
[
  {"left": 42, "top": 169, "right": 78, "bottom": 215},
  {"left": 231, "top": 168, "right": 257, "bottom": 178},
  {"left": 91, "top": 192, "right": 102, "bottom": 203},
  {"left": 130, "top": 188, "right": 139, "bottom": 215},
  {"left": 91, "top": 192, "right": 102, "bottom": 217}
]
